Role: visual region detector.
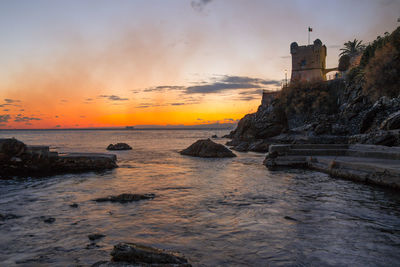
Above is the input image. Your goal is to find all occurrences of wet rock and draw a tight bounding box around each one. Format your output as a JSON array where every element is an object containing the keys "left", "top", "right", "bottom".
[
  {"left": 94, "top": 193, "right": 155, "bottom": 203},
  {"left": 0, "top": 138, "right": 26, "bottom": 160},
  {"left": 314, "top": 122, "right": 332, "bottom": 135},
  {"left": 232, "top": 141, "right": 249, "bottom": 152},
  {"left": 41, "top": 216, "right": 56, "bottom": 223},
  {"left": 381, "top": 111, "right": 400, "bottom": 130},
  {"left": 248, "top": 140, "right": 270, "bottom": 153},
  {"left": 180, "top": 139, "right": 236, "bottom": 158},
  {"left": 0, "top": 213, "right": 20, "bottom": 221},
  {"left": 211, "top": 134, "right": 218, "bottom": 138},
  {"left": 69, "top": 203, "right": 79, "bottom": 208},
  {"left": 111, "top": 242, "right": 191, "bottom": 266},
  {"left": 349, "top": 130, "right": 399, "bottom": 146},
  {"left": 0, "top": 138, "right": 118, "bottom": 178},
  {"left": 284, "top": 216, "right": 299, "bottom": 222},
  {"left": 107, "top": 143, "right": 132, "bottom": 151},
  {"left": 88, "top": 233, "right": 106, "bottom": 241},
  {"left": 86, "top": 243, "right": 101, "bottom": 250}
]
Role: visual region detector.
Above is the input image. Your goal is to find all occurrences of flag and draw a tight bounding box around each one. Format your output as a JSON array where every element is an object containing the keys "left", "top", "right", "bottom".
[{"left": 308, "top": 27, "right": 313, "bottom": 32}]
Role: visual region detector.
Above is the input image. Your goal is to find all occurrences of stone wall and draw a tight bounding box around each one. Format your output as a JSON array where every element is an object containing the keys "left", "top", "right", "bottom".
[{"left": 290, "top": 39, "right": 327, "bottom": 82}]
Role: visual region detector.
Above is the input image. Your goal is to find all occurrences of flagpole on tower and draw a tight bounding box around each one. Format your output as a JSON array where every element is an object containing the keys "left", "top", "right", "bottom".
[{"left": 308, "top": 26, "right": 312, "bottom": 45}]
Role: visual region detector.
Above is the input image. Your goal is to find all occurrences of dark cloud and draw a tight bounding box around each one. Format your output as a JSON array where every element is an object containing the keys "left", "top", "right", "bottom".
[
  {"left": 191, "top": 0, "right": 213, "bottom": 12},
  {"left": 185, "top": 75, "right": 280, "bottom": 94},
  {"left": 3, "top": 109, "right": 9, "bottom": 112},
  {"left": 238, "top": 89, "right": 264, "bottom": 95},
  {"left": 143, "top": 86, "right": 185, "bottom": 93},
  {"left": 235, "top": 96, "right": 258, "bottom": 101},
  {"left": 99, "top": 95, "right": 129, "bottom": 101},
  {"left": 4, "top": 99, "right": 21, "bottom": 104},
  {"left": 186, "top": 82, "right": 257, "bottom": 94},
  {"left": 14, "top": 115, "right": 41, "bottom": 122},
  {"left": 0, "top": 115, "right": 10, "bottom": 123},
  {"left": 170, "top": 102, "right": 185, "bottom": 106},
  {"left": 55, "top": 125, "right": 61, "bottom": 128}
]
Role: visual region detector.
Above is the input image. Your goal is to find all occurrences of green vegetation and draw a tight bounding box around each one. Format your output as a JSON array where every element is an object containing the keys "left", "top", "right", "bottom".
[
  {"left": 363, "top": 27, "right": 400, "bottom": 100},
  {"left": 339, "top": 39, "right": 365, "bottom": 57},
  {"left": 278, "top": 80, "right": 340, "bottom": 117}
]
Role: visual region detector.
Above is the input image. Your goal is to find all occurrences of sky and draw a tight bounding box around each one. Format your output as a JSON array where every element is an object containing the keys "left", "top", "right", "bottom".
[{"left": 0, "top": 0, "right": 399, "bottom": 129}]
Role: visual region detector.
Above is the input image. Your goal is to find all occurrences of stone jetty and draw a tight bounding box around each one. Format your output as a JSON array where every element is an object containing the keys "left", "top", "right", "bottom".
[
  {"left": 0, "top": 138, "right": 117, "bottom": 177},
  {"left": 265, "top": 144, "right": 400, "bottom": 189}
]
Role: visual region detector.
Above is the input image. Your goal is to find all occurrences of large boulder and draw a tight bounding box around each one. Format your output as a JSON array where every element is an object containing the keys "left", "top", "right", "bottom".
[
  {"left": 107, "top": 143, "right": 132, "bottom": 151},
  {"left": 180, "top": 139, "right": 236, "bottom": 158}
]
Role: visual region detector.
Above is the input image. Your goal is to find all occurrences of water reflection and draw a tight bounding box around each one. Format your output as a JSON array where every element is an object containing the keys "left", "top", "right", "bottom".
[{"left": 0, "top": 130, "right": 399, "bottom": 266}]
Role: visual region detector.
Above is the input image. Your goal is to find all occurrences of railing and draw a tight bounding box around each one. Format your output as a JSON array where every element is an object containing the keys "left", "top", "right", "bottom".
[{"left": 326, "top": 72, "right": 343, "bottom": 80}]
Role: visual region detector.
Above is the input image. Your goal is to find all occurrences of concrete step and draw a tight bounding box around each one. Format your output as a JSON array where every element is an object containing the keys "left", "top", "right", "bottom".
[
  {"left": 287, "top": 149, "right": 348, "bottom": 156},
  {"left": 346, "top": 149, "right": 400, "bottom": 160},
  {"left": 314, "top": 156, "right": 400, "bottom": 176},
  {"left": 269, "top": 144, "right": 349, "bottom": 154},
  {"left": 290, "top": 144, "right": 349, "bottom": 150}
]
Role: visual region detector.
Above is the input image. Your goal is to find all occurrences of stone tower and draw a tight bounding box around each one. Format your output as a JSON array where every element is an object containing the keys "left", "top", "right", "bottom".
[{"left": 290, "top": 39, "right": 327, "bottom": 82}]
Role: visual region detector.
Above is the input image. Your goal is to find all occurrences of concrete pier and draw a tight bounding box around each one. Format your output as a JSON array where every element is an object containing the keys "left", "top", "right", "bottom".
[{"left": 265, "top": 144, "right": 400, "bottom": 189}]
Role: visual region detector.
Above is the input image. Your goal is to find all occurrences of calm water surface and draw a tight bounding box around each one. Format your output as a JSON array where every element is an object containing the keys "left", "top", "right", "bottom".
[{"left": 0, "top": 130, "right": 399, "bottom": 266}]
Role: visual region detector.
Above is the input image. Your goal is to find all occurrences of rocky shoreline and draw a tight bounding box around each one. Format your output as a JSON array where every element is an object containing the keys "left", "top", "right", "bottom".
[{"left": 0, "top": 138, "right": 117, "bottom": 178}]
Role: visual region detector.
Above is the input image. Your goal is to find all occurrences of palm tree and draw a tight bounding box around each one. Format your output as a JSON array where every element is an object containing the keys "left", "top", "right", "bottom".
[{"left": 339, "top": 39, "right": 366, "bottom": 57}]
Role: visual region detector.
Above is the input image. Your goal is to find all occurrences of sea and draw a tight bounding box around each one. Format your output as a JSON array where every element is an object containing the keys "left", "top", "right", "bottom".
[{"left": 0, "top": 130, "right": 399, "bottom": 266}]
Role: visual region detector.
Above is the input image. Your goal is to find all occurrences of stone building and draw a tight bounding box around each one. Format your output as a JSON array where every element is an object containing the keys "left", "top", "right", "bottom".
[{"left": 290, "top": 39, "right": 336, "bottom": 82}]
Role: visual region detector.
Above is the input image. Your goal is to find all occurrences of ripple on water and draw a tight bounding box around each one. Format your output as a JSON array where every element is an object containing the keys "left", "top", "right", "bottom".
[{"left": 0, "top": 130, "right": 400, "bottom": 266}]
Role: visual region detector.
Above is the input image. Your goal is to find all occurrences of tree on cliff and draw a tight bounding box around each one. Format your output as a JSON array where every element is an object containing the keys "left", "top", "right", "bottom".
[{"left": 339, "top": 39, "right": 365, "bottom": 57}]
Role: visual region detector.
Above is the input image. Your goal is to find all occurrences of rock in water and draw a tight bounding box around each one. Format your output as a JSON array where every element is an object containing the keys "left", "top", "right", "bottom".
[
  {"left": 180, "top": 139, "right": 236, "bottom": 158},
  {"left": 0, "top": 138, "right": 26, "bottom": 161},
  {"left": 107, "top": 143, "right": 132, "bottom": 151},
  {"left": 88, "top": 233, "right": 106, "bottom": 241},
  {"left": 111, "top": 242, "right": 191, "bottom": 266},
  {"left": 93, "top": 193, "right": 155, "bottom": 203}
]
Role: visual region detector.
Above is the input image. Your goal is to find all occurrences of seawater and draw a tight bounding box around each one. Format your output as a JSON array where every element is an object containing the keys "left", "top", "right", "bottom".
[{"left": 0, "top": 130, "right": 399, "bottom": 266}]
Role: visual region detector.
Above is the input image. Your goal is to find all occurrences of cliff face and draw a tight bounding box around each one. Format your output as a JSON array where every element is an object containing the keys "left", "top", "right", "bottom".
[{"left": 227, "top": 80, "right": 400, "bottom": 152}]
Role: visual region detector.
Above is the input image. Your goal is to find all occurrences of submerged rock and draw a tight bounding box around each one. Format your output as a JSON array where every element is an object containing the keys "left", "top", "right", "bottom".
[
  {"left": 94, "top": 193, "right": 155, "bottom": 203},
  {"left": 110, "top": 242, "right": 191, "bottom": 266},
  {"left": 180, "top": 139, "right": 236, "bottom": 158},
  {"left": 0, "top": 213, "right": 20, "bottom": 221},
  {"left": 88, "top": 233, "right": 106, "bottom": 241},
  {"left": 107, "top": 143, "right": 132, "bottom": 151},
  {"left": 41, "top": 216, "right": 56, "bottom": 224}
]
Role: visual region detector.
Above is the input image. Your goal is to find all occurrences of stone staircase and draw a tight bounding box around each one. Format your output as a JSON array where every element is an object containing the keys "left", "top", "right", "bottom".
[{"left": 265, "top": 144, "right": 400, "bottom": 189}]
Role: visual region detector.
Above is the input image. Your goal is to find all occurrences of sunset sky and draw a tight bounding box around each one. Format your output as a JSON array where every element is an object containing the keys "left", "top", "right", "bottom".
[{"left": 0, "top": 0, "right": 399, "bottom": 129}]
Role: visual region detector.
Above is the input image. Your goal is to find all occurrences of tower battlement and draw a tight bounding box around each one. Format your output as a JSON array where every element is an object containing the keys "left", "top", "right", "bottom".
[{"left": 290, "top": 39, "right": 327, "bottom": 82}]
